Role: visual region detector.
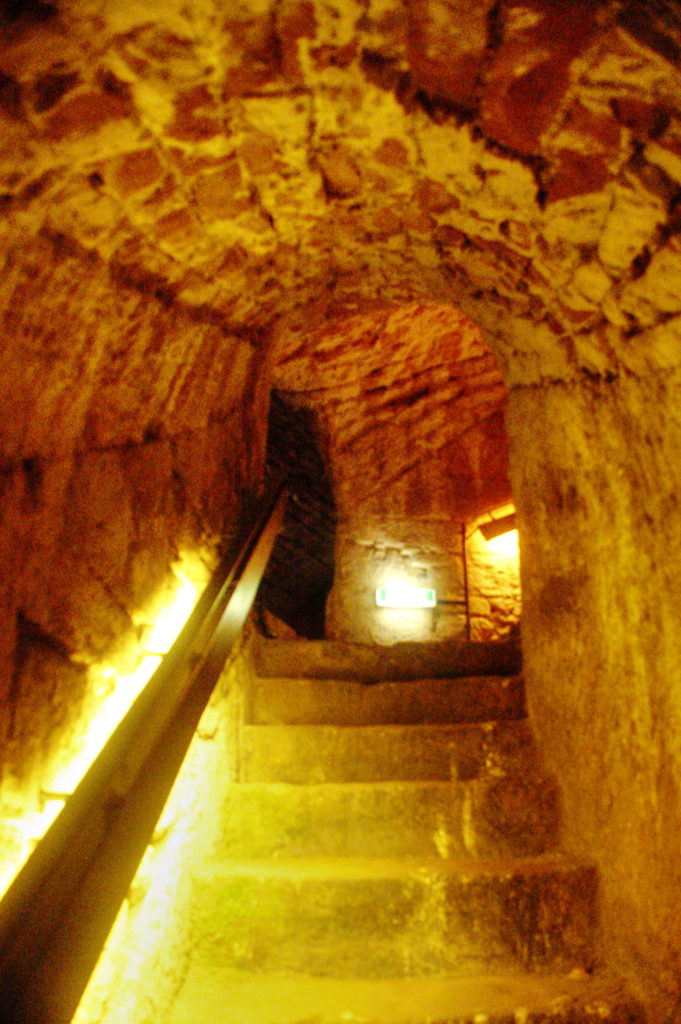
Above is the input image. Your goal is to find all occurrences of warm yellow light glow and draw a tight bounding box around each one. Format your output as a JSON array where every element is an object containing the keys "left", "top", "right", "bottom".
[
  {"left": 486, "top": 529, "right": 519, "bottom": 558},
  {"left": 45, "top": 655, "right": 162, "bottom": 796},
  {"left": 73, "top": 690, "right": 233, "bottom": 1024},
  {"left": 0, "top": 551, "right": 209, "bottom": 899},
  {"left": 375, "top": 584, "right": 436, "bottom": 608},
  {"left": 142, "top": 579, "right": 198, "bottom": 654}
]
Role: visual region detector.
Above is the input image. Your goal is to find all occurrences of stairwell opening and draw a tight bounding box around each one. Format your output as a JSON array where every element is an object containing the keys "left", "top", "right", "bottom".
[
  {"left": 259, "top": 390, "right": 337, "bottom": 639},
  {"left": 272, "top": 302, "right": 523, "bottom": 646}
]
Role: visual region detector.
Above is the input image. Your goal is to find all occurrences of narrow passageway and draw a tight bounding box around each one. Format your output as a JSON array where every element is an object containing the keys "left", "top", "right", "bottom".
[{"left": 1, "top": 2, "right": 681, "bottom": 1020}]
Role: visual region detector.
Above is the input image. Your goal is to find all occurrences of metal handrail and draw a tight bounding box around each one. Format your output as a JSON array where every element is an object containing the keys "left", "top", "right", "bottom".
[{"left": 0, "top": 481, "right": 287, "bottom": 1024}]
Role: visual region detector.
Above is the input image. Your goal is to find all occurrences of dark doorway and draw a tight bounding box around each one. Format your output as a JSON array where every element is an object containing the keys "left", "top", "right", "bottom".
[{"left": 259, "top": 391, "right": 336, "bottom": 638}]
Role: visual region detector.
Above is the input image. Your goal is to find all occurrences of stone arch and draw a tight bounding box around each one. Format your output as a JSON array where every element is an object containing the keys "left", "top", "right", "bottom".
[{"left": 273, "top": 300, "right": 519, "bottom": 643}]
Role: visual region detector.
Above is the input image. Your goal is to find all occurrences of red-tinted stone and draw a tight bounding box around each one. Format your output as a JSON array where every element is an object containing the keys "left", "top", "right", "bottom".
[
  {"left": 153, "top": 209, "right": 190, "bottom": 243},
  {"left": 417, "top": 178, "right": 458, "bottom": 213},
  {"left": 556, "top": 302, "right": 602, "bottom": 328},
  {"left": 33, "top": 70, "right": 79, "bottom": 114},
  {"left": 434, "top": 223, "right": 467, "bottom": 249},
  {"left": 469, "top": 236, "right": 531, "bottom": 277},
  {"left": 611, "top": 98, "right": 672, "bottom": 139},
  {"left": 223, "top": 8, "right": 283, "bottom": 90},
  {"left": 279, "top": 0, "right": 316, "bottom": 41},
  {"left": 193, "top": 163, "right": 247, "bottom": 220},
  {"left": 564, "top": 100, "right": 622, "bottom": 152},
  {"left": 151, "top": 206, "right": 195, "bottom": 240},
  {"left": 402, "top": 205, "right": 433, "bottom": 232},
  {"left": 169, "top": 84, "right": 221, "bottom": 141},
  {"left": 368, "top": 205, "right": 402, "bottom": 238},
  {"left": 45, "top": 90, "right": 130, "bottom": 139},
  {"left": 239, "top": 133, "right": 282, "bottom": 175},
  {"left": 317, "top": 144, "right": 362, "bottom": 198},
  {"left": 142, "top": 172, "right": 176, "bottom": 209},
  {"left": 278, "top": 0, "right": 317, "bottom": 79},
  {"left": 223, "top": 58, "right": 280, "bottom": 96},
  {"left": 375, "top": 137, "right": 409, "bottom": 167},
  {"left": 481, "top": 0, "right": 600, "bottom": 153},
  {"left": 406, "top": 0, "right": 492, "bottom": 108},
  {"left": 311, "top": 40, "right": 358, "bottom": 70},
  {"left": 167, "top": 148, "right": 235, "bottom": 178},
  {"left": 545, "top": 150, "right": 609, "bottom": 203},
  {"left": 115, "top": 149, "right": 164, "bottom": 196}
]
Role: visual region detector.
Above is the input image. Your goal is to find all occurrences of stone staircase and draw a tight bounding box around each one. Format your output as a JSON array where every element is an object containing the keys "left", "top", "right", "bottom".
[{"left": 169, "top": 639, "right": 643, "bottom": 1024}]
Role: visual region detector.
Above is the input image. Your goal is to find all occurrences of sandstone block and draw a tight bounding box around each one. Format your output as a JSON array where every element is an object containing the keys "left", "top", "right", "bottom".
[
  {"left": 45, "top": 89, "right": 130, "bottom": 140},
  {"left": 190, "top": 854, "right": 597, "bottom": 976},
  {"left": 481, "top": 0, "right": 598, "bottom": 153},
  {"left": 317, "top": 143, "right": 362, "bottom": 197},
  {"left": 406, "top": 0, "right": 491, "bottom": 109}
]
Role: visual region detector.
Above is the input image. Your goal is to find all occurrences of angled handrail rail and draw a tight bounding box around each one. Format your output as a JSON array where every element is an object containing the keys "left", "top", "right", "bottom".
[{"left": 0, "top": 481, "right": 287, "bottom": 1024}]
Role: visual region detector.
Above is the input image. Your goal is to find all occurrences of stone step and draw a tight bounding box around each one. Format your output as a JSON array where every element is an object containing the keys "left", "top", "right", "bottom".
[
  {"left": 169, "top": 967, "right": 643, "bottom": 1024},
  {"left": 190, "top": 854, "right": 597, "bottom": 977},
  {"left": 239, "top": 720, "right": 539, "bottom": 784},
  {"left": 218, "top": 777, "right": 560, "bottom": 860},
  {"left": 254, "top": 637, "right": 522, "bottom": 683},
  {"left": 248, "top": 674, "right": 525, "bottom": 726}
]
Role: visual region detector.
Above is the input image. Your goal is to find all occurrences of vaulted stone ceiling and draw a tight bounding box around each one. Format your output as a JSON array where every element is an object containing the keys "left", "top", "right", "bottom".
[{"left": 1, "top": 0, "right": 680, "bottom": 403}]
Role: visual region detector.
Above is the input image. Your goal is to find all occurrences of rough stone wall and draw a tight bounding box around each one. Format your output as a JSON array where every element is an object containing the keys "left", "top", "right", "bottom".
[
  {"left": 0, "top": 229, "right": 269, "bottom": 885},
  {"left": 467, "top": 513, "right": 521, "bottom": 641},
  {"left": 275, "top": 303, "right": 513, "bottom": 642},
  {"left": 509, "top": 372, "right": 681, "bottom": 1015},
  {"left": 325, "top": 509, "right": 521, "bottom": 644},
  {"left": 326, "top": 515, "right": 467, "bottom": 644},
  {"left": 0, "top": 0, "right": 681, "bottom": 1017}
]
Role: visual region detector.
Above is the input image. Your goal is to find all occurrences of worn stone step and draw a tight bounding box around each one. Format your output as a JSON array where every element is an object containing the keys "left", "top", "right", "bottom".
[
  {"left": 248, "top": 674, "right": 525, "bottom": 726},
  {"left": 190, "top": 854, "right": 597, "bottom": 977},
  {"left": 239, "top": 720, "right": 539, "bottom": 784},
  {"left": 219, "top": 777, "right": 560, "bottom": 860},
  {"left": 169, "top": 967, "right": 643, "bottom": 1024},
  {"left": 254, "top": 638, "right": 522, "bottom": 683}
]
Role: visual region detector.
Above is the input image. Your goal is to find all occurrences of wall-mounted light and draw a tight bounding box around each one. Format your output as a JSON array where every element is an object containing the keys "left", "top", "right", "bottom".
[
  {"left": 479, "top": 512, "right": 518, "bottom": 558},
  {"left": 479, "top": 513, "right": 516, "bottom": 541},
  {"left": 375, "top": 585, "right": 437, "bottom": 608}
]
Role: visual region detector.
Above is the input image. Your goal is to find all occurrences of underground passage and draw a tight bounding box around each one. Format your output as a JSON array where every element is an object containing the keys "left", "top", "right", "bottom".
[{"left": 1, "top": 1, "right": 681, "bottom": 1022}]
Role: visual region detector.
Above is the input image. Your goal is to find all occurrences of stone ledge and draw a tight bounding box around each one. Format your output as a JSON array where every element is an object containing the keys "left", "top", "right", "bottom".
[{"left": 253, "top": 636, "right": 522, "bottom": 682}]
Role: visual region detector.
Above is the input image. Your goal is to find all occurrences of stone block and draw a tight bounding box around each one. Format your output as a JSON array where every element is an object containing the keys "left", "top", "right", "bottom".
[
  {"left": 249, "top": 673, "right": 526, "bottom": 726},
  {"left": 190, "top": 854, "right": 597, "bottom": 976},
  {"left": 192, "top": 164, "right": 249, "bottom": 221},
  {"left": 218, "top": 774, "right": 559, "bottom": 860},
  {"left": 406, "top": 0, "right": 492, "bottom": 109},
  {"left": 545, "top": 151, "right": 609, "bottom": 203},
  {"left": 169, "top": 967, "right": 645, "bottom": 1024},
  {"left": 239, "top": 719, "right": 537, "bottom": 784},
  {"left": 168, "top": 84, "right": 221, "bottom": 141},
  {"left": 44, "top": 89, "right": 130, "bottom": 140},
  {"left": 481, "top": 0, "right": 598, "bottom": 153},
  {"left": 317, "top": 142, "right": 362, "bottom": 197},
  {"left": 113, "top": 147, "right": 165, "bottom": 195}
]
